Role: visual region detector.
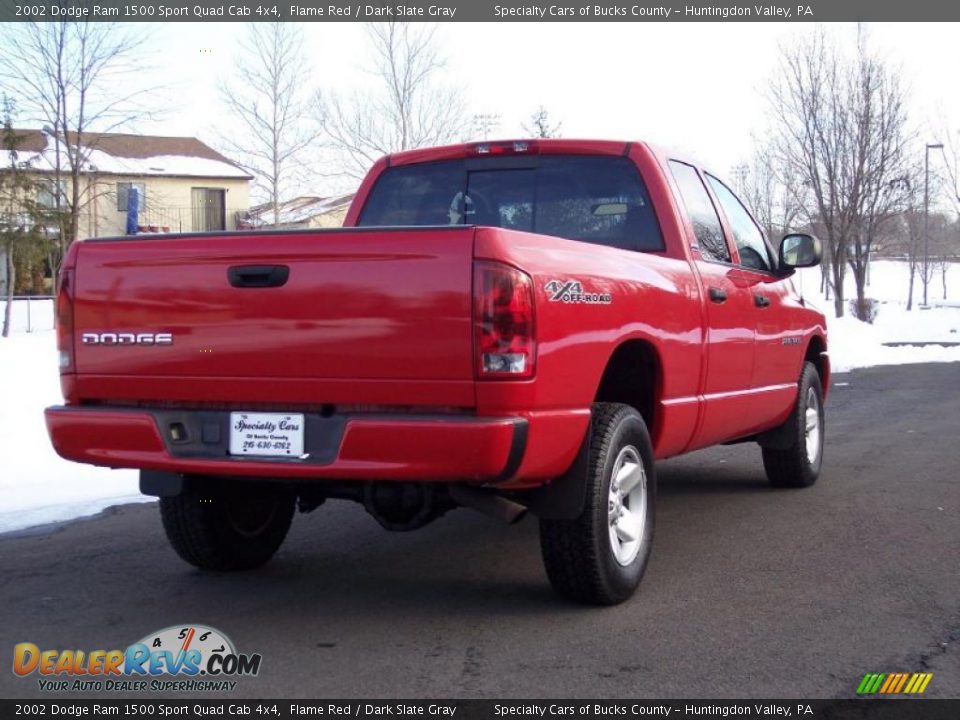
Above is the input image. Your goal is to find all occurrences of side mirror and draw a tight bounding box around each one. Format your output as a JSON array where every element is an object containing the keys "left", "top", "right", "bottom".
[{"left": 779, "top": 233, "right": 822, "bottom": 269}]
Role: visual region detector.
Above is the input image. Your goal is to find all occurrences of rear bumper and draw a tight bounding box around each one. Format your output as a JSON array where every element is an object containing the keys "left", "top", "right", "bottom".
[{"left": 44, "top": 406, "right": 530, "bottom": 483}]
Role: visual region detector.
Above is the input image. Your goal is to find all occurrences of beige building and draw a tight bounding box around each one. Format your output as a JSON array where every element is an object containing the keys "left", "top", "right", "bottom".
[{"left": 12, "top": 129, "right": 252, "bottom": 239}]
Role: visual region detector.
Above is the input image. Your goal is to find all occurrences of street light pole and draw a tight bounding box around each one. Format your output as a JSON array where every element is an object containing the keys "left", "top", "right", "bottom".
[{"left": 923, "top": 142, "right": 944, "bottom": 307}]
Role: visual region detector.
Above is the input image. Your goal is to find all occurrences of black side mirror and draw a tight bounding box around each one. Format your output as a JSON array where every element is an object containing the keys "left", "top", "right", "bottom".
[{"left": 779, "top": 233, "right": 822, "bottom": 269}]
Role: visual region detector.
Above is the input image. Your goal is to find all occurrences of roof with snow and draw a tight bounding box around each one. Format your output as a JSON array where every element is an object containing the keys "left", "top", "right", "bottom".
[
  {"left": 6, "top": 129, "right": 252, "bottom": 180},
  {"left": 239, "top": 194, "right": 355, "bottom": 228}
]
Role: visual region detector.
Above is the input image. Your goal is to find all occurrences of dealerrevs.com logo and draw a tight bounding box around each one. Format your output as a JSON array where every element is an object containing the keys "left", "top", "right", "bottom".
[{"left": 13, "top": 624, "right": 262, "bottom": 693}]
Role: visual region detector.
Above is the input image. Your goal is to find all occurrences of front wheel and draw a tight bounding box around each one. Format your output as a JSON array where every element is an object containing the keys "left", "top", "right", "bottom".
[
  {"left": 762, "top": 361, "right": 825, "bottom": 488},
  {"left": 539, "top": 403, "right": 656, "bottom": 605},
  {"left": 160, "top": 479, "right": 295, "bottom": 571}
]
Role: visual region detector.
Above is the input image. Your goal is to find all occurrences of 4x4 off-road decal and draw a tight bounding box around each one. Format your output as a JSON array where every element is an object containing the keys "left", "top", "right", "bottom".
[{"left": 544, "top": 279, "right": 612, "bottom": 305}]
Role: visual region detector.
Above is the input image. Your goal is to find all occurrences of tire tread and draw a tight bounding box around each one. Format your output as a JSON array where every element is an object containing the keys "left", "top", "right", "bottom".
[{"left": 540, "top": 403, "right": 654, "bottom": 605}]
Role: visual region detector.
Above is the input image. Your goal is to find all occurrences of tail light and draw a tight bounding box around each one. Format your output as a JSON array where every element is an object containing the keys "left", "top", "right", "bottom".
[
  {"left": 473, "top": 261, "right": 536, "bottom": 379},
  {"left": 472, "top": 140, "right": 539, "bottom": 156},
  {"left": 55, "top": 267, "right": 75, "bottom": 373}
]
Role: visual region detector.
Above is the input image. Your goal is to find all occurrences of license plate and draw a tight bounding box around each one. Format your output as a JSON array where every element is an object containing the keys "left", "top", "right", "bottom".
[{"left": 229, "top": 412, "right": 304, "bottom": 457}]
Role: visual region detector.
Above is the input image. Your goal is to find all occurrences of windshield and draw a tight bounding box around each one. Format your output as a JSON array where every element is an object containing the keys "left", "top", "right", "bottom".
[{"left": 357, "top": 155, "right": 664, "bottom": 252}]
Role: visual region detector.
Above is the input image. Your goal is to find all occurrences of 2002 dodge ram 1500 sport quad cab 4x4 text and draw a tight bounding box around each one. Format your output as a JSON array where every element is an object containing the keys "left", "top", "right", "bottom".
[{"left": 46, "top": 139, "right": 828, "bottom": 605}]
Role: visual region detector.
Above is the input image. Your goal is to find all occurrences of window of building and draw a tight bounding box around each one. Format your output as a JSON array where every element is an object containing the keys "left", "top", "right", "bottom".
[
  {"left": 117, "top": 182, "right": 146, "bottom": 212},
  {"left": 37, "top": 179, "right": 66, "bottom": 209}
]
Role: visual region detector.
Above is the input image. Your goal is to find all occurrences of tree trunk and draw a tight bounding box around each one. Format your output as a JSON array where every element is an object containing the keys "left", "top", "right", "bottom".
[
  {"left": 852, "top": 262, "right": 869, "bottom": 321},
  {"left": 943, "top": 263, "right": 949, "bottom": 301},
  {"left": 2, "top": 247, "right": 15, "bottom": 338},
  {"left": 906, "top": 263, "right": 914, "bottom": 311},
  {"left": 831, "top": 259, "right": 845, "bottom": 317}
]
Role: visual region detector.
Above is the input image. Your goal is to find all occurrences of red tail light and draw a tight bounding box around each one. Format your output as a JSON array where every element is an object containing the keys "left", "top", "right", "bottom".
[
  {"left": 472, "top": 140, "right": 539, "bottom": 156},
  {"left": 55, "top": 267, "right": 75, "bottom": 373},
  {"left": 473, "top": 261, "right": 536, "bottom": 379}
]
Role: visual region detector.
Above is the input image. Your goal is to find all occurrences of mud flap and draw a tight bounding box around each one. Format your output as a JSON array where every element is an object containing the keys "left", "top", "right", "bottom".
[
  {"left": 140, "top": 470, "right": 184, "bottom": 497},
  {"left": 518, "top": 431, "right": 591, "bottom": 520}
]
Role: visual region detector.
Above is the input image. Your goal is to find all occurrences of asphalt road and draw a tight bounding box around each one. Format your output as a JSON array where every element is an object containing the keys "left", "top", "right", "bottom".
[{"left": 2, "top": 363, "right": 958, "bottom": 699}]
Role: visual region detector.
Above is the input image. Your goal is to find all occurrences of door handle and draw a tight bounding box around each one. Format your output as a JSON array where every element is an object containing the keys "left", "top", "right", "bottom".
[
  {"left": 708, "top": 287, "right": 727, "bottom": 304},
  {"left": 227, "top": 265, "right": 290, "bottom": 288},
  {"left": 754, "top": 294, "right": 770, "bottom": 308}
]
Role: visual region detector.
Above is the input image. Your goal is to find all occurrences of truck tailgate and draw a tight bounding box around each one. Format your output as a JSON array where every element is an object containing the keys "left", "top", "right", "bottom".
[{"left": 72, "top": 228, "right": 476, "bottom": 397}]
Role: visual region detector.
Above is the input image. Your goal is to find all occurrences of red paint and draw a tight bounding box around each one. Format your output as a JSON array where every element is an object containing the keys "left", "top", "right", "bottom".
[{"left": 47, "top": 139, "right": 828, "bottom": 488}]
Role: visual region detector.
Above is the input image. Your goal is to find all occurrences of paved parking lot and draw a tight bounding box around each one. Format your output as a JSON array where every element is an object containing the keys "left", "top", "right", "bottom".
[{"left": 2, "top": 364, "right": 957, "bottom": 699}]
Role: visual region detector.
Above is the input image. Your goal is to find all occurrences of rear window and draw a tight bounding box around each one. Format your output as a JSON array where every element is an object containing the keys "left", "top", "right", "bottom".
[{"left": 358, "top": 155, "right": 664, "bottom": 252}]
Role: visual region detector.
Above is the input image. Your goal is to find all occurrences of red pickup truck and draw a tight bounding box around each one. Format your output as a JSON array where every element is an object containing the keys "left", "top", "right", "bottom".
[{"left": 46, "top": 139, "right": 828, "bottom": 605}]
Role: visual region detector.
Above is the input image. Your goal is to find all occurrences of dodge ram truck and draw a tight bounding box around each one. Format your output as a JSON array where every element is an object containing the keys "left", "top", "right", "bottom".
[{"left": 46, "top": 139, "right": 828, "bottom": 605}]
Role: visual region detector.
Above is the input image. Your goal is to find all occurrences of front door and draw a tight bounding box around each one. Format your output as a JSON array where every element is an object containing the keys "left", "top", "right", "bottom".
[
  {"left": 668, "top": 161, "right": 757, "bottom": 448},
  {"left": 704, "top": 173, "right": 801, "bottom": 430},
  {"left": 191, "top": 188, "right": 225, "bottom": 231}
]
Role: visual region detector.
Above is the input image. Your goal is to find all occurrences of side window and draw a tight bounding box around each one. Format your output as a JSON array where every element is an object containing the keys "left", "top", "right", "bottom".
[
  {"left": 668, "top": 161, "right": 729, "bottom": 263},
  {"left": 706, "top": 175, "right": 772, "bottom": 272}
]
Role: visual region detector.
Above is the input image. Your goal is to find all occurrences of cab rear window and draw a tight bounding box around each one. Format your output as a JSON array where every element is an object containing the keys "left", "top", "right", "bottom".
[{"left": 358, "top": 155, "right": 664, "bottom": 252}]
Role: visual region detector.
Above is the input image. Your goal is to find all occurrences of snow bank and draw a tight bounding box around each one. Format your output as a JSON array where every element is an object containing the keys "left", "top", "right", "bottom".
[
  {"left": 0, "top": 332, "right": 150, "bottom": 535},
  {"left": 798, "top": 260, "right": 960, "bottom": 372},
  {"left": 0, "top": 298, "right": 54, "bottom": 334}
]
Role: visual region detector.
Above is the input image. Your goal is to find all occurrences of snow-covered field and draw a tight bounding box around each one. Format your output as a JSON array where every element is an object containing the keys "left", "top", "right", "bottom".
[
  {"left": 797, "top": 260, "right": 960, "bottom": 371},
  {"left": 0, "top": 330, "right": 150, "bottom": 535},
  {"left": 0, "top": 259, "right": 958, "bottom": 534}
]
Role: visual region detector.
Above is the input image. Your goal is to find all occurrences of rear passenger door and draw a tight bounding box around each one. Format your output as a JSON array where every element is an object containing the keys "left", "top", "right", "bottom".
[
  {"left": 705, "top": 174, "right": 802, "bottom": 427},
  {"left": 668, "top": 161, "right": 757, "bottom": 447}
]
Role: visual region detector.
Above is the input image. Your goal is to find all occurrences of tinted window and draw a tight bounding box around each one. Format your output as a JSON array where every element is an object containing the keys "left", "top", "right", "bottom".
[
  {"left": 668, "top": 161, "right": 729, "bottom": 263},
  {"left": 465, "top": 169, "right": 534, "bottom": 231},
  {"left": 358, "top": 162, "right": 463, "bottom": 226},
  {"left": 706, "top": 175, "right": 772, "bottom": 272},
  {"left": 358, "top": 155, "right": 664, "bottom": 252}
]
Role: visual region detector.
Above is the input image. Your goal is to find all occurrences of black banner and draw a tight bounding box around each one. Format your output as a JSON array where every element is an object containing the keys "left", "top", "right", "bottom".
[
  {"left": 2, "top": 701, "right": 960, "bottom": 720},
  {"left": 0, "top": 0, "right": 959, "bottom": 22}
]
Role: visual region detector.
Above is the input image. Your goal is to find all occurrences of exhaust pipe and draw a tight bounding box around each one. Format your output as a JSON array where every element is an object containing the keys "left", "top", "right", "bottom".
[{"left": 450, "top": 485, "right": 528, "bottom": 524}]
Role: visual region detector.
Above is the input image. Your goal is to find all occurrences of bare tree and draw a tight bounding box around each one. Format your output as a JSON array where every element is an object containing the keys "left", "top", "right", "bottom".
[
  {"left": 219, "top": 23, "right": 321, "bottom": 225},
  {"left": 767, "top": 30, "right": 913, "bottom": 319},
  {"left": 322, "top": 23, "right": 466, "bottom": 181},
  {"left": 0, "top": 22, "right": 156, "bottom": 270},
  {"left": 736, "top": 140, "right": 805, "bottom": 242},
  {"left": 927, "top": 214, "right": 956, "bottom": 301},
  {"left": 522, "top": 106, "right": 562, "bottom": 139},
  {"left": 0, "top": 101, "right": 48, "bottom": 338}
]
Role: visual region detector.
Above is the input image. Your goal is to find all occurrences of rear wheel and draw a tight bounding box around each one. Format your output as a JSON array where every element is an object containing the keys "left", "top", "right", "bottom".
[
  {"left": 160, "top": 479, "right": 295, "bottom": 571},
  {"left": 539, "top": 403, "right": 656, "bottom": 605},
  {"left": 762, "top": 362, "right": 824, "bottom": 488}
]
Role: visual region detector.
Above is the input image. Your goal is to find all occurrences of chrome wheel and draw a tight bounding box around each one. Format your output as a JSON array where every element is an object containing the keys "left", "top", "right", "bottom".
[
  {"left": 804, "top": 386, "right": 821, "bottom": 464},
  {"left": 607, "top": 445, "right": 647, "bottom": 566}
]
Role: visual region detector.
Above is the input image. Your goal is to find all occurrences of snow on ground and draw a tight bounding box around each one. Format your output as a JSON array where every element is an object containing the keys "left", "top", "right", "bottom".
[
  {"left": 0, "top": 325, "right": 150, "bottom": 535},
  {"left": 796, "top": 260, "right": 960, "bottom": 372},
  {"left": 0, "top": 259, "right": 957, "bottom": 534}
]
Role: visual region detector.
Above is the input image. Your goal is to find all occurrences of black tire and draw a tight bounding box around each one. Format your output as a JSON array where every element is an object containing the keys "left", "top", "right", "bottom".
[
  {"left": 762, "top": 362, "right": 824, "bottom": 488},
  {"left": 159, "top": 478, "right": 295, "bottom": 571},
  {"left": 539, "top": 403, "right": 656, "bottom": 606}
]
